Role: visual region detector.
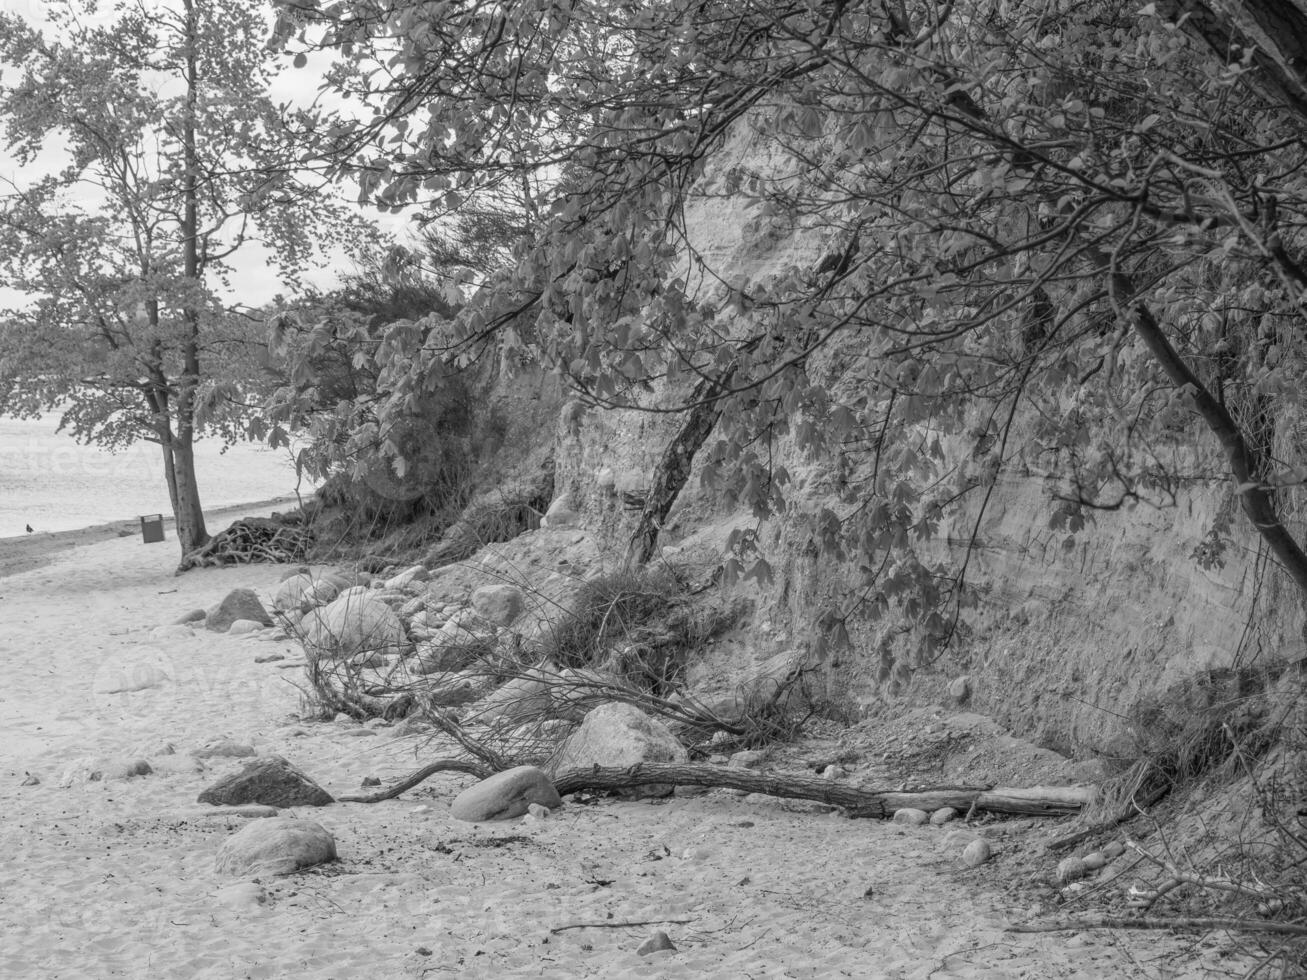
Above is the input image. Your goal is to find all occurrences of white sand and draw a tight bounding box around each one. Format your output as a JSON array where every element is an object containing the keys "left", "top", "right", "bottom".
[{"left": 0, "top": 526, "right": 1238, "bottom": 978}]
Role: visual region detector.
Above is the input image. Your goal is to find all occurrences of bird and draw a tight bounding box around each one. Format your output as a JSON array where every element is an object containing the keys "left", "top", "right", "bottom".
[{"left": 25, "top": 524, "right": 33, "bottom": 534}]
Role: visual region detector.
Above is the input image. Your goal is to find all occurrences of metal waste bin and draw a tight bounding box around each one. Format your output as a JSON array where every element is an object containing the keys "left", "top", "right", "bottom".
[{"left": 140, "top": 514, "right": 165, "bottom": 544}]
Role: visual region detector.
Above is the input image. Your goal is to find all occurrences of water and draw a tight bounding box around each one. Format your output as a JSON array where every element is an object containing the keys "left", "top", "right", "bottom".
[{"left": 0, "top": 414, "right": 313, "bottom": 536}]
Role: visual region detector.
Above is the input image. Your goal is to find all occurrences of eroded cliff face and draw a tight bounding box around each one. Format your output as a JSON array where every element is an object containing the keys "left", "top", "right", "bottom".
[{"left": 541, "top": 123, "right": 1307, "bottom": 758}]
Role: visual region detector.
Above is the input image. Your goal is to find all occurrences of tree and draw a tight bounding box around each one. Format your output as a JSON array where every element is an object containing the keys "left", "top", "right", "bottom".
[
  {"left": 0, "top": 0, "right": 363, "bottom": 554},
  {"left": 276, "top": 0, "right": 1307, "bottom": 670}
]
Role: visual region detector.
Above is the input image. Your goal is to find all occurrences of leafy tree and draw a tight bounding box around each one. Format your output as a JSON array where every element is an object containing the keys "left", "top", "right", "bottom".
[
  {"left": 0, "top": 0, "right": 364, "bottom": 554},
  {"left": 277, "top": 0, "right": 1307, "bottom": 670}
]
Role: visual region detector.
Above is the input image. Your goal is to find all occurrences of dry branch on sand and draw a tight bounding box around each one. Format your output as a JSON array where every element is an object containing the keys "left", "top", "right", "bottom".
[{"left": 338, "top": 758, "right": 1096, "bottom": 818}]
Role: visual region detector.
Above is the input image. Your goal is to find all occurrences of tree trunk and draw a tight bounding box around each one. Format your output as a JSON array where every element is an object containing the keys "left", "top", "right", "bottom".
[
  {"left": 625, "top": 370, "right": 733, "bottom": 569},
  {"left": 169, "top": 429, "right": 208, "bottom": 553}
]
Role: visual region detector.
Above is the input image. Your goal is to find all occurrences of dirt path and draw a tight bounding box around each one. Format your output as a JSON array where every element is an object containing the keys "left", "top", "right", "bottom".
[{"left": 0, "top": 533, "right": 1239, "bottom": 978}]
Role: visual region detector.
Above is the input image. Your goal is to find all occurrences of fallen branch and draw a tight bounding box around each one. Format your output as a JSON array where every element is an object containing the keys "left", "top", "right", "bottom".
[
  {"left": 550, "top": 917, "right": 693, "bottom": 934},
  {"left": 337, "top": 759, "right": 492, "bottom": 803},
  {"left": 1007, "top": 914, "right": 1307, "bottom": 937}
]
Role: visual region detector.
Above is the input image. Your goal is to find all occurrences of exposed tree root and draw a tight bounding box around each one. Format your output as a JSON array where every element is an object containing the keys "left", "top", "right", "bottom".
[
  {"left": 179, "top": 517, "right": 311, "bottom": 571},
  {"left": 337, "top": 759, "right": 493, "bottom": 803}
]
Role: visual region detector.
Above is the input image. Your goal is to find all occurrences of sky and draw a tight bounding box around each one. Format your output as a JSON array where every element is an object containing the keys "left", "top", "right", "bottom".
[{"left": 0, "top": 0, "right": 408, "bottom": 311}]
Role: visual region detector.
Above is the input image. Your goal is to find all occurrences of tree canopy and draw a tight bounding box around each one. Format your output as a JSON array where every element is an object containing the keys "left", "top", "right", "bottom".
[
  {"left": 276, "top": 0, "right": 1307, "bottom": 665},
  {"left": 0, "top": 0, "right": 367, "bottom": 552}
]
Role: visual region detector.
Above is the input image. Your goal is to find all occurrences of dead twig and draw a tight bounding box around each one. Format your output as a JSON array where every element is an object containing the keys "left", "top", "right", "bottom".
[
  {"left": 549, "top": 917, "right": 692, "bottom": 934},
  {"left": 1006, "top": 915, "right": 1307, "bottom": 937}
]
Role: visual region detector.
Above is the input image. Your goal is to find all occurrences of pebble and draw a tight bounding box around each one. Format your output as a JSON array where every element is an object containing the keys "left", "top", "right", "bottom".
[
  {"left": 943, "top": 829, "right": 979, "bottom": 849},
  {"left": 961, "top": 838, "right": 992, "bottom": 867},
  {"left": 929, "top": 807, "right": 958, "bottom": 825},
  {"left": 1103, "top": 841, "right": 1126, "bottom": 858},
  {"left": 892, "top": 808, "right": 929, "bottom": 826},
  {"left": 1082, "top": 851, "right": 1108, "bottom": 870},
  {"left": 526, "top": 803, "right": 552, "bottom": 819},
  {"left": 1056, "top": 857, "right": 1089, "bottom": 884},
  {"left": 361, "top": 776, "right": 382, "bottom": 787},
  {"left": 636, "top": 930, "right": 677, "bottom": 956}
]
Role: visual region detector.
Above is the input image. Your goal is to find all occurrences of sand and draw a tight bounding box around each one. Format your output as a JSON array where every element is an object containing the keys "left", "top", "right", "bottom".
[{"left": 0, "top": 515, "right": 1245, "bottom": 978}]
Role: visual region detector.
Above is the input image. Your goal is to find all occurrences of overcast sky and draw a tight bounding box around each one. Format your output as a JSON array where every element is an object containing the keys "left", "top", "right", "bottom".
[{"left": 0, "top": 0, "right": 407, "bottom": 312}]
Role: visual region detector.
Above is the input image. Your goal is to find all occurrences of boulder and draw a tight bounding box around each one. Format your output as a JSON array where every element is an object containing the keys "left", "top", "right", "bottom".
[
  {"left": 547, "top": 702, "right": 688, "bottom": 796},
  {"left": 273, "top": 574, "right": 340, "bottom": 614},
  {"left": 206, "top": 589, "right": 273, "bottom": 632},
  {"left": 214, "top": 817, "right": 337, "bottom": 877},
  {"left": 470, "top": 584, "right": 525, "bottom": 627},
  {"left": 301, "top": 592, "right": 406, "bottom": 661},
  {"left": 468, "top": 671, "right": 553, "bottom": 725},
  {"left": 451, "top": 765, "right": 562, "bottom": 822},
  {"left": 197, "top": 756, "right": 333, "bottom": 808},
  {"left": 541, "top": 493, "right": 579, "bottom": 528}
]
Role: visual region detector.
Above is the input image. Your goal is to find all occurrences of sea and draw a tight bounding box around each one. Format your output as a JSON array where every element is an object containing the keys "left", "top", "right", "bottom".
[{"left": 0, "top": 414, "right": 314, "bottom": 537}]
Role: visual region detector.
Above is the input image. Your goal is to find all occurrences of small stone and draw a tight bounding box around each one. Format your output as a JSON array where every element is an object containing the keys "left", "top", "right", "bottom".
[
  {"left": 526, "top": 802, "right": 551, "bottom": 819},
  {"left": 892, "top": 807, "right": 930, "bottom": 826},
  {"left": 192, "top": 739, "right": 256, "bottom": 759},
  {"left": 961, "top": 838, "right": 992, "bottom": 867},
  {"left": 636, "top": 930, "right": 676, "bottom": 956},
  {"left": 20, "top": 773, "right": 39, "bottom": 786},
  {"left": 227, "top": 619, "right": 264, "bottom": 635},
  {"left": 206, "top": 589, "right": 273, "bottom": 632},
  {"left": 1082, "top": 851, "right": 1108, "bottom": 870},
  {"left": 929, "top": 807, "right": 958, "bottom": 825},
  {"left": 943, "top": 829, "right": 980, "bottom": 849},
  {"left": 1103, "top": 841, "right": 1126, "bottom": 858},
  {"left": 728, "top": 750, "right": 767, "bottom": 769},
  {"left": 254, "top": 653, "right": 286, "bottom": 664},
  {"left": 175, "top": 608, "right": 207, "bottom": 625},
  {"left": 1056, "top": 856, "right": 1089, "bottom": 884},
  {"left": 361, "top": 776, "right": 382, "bottom": 787},
  {"left": 948, "top": 675, "right": 972, "bottom": 704}
]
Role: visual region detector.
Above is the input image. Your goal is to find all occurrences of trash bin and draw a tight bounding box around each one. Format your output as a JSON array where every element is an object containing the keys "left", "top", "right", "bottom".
[{"left": 140, "top": 514, "right": 165, "bottom": 544}]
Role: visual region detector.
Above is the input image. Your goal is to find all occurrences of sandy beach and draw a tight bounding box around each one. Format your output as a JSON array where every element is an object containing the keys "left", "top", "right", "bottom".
[{"left": 0, "top": 517, "right": 1246, "bottom": 979}]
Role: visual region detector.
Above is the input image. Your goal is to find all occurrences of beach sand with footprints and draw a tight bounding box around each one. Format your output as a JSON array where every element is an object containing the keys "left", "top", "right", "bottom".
[{"left": 0, "top": 510, "right": 1243, "bottom": 978}]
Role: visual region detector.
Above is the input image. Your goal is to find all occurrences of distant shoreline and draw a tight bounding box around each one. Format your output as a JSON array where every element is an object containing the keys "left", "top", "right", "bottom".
[{"left": 0, "top": 495, "right": 306, "bottom": 579}]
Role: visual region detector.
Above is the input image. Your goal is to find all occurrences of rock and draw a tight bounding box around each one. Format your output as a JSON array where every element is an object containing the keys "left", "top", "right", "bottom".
[
  {"left": 279, "top": 566, "right": 311, "bottom": 581},
  {"left": 361, "top": 776, "right": 381, "bottom": 787},
  {"left": 383, "top": 565, "right": 429, "bottom": 590},
  {"left": 943, "top": 829, "right": 980, "bottom": 849},
  {"left": 1103, "top": 841, "right": 1126, "bottom": 858},
  {"left": 301, "top": 592, "right": 406, "bottom": 661},
  {"left": 192, "top": 739, "right": 256, "bottom": 759},
  {"left": 254, "top": 653, "right": 286, "bottom": 664},
  {"left": 962, "top": 838, "right": 992, "bottom": 867},
  {"left": 451, "top": 766, "right": 562, "bottom": 822},
  {"left": 214, "top": 817, "right": 337, "bottom": 877},
  {"left": 215, "top": 881, "right": 268, "bottom": 910},
  {"left": 150, "top": 624, "right": 194, "bottom": 641},
  {"left": 1056, "top": 856, "right": 1090, "bottom": 884},
  {"left": 929, "top": 806, "right": 958, "bottom": 825},
  {"left": 1082, "top": 851, "right": 1108, "bottom": 870},
  {"left": 470, "top": 583, "right": 526, "bottom": 626},
  {"left": 273, "top": 573, "right": 340, "bottom": 614},
  {"left": 468, "top": 671, "right": 554, "bottom": 725},
  {"left": 399, "top": 595, "right": 428, "bottom": 620},
  {"left": 197, "top": 756, "right": 334, "bottom": 808},
  {"left": 541, "top": 493, "right": 579, "bottom": 528},
  {"left": 546, "top": 702, "right": 688, "bottom": 797},
  {"left": 227, "top": 619, "right": 264, "bottom": 635},
  {"left": 892, "top": 807, "right": 930, "bottom": 826},
  {"left": 206, "top": 589, "right": 273, "bottom": 632},
  {"left": 728, "top": 749, "right": 767, "bottom": 769},
  {"left": 174, "top": 608, "right": 207, "bottom": 625},
  {"left": 550, "top": 667, "right": 626, "bottom": 721},
  {"left": 526, "top": 802, "right": 552, "bottom": 819},
  {"left": 636, "top": 931, "right": 677, "bottom": 956},
  {"left": 948, "top": 675, "right": 972, "bottom": 704},
  {"left": 20, "top": 773, "right": 39, "bottom": 786}
]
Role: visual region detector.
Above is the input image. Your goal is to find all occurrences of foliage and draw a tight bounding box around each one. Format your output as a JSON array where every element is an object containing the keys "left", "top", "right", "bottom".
[
  {"left": 275, "top": 0, "right": 1307, "bottom": 667},
  {"left": 0, "top": 0, "right": 365, "bottom": 551}
]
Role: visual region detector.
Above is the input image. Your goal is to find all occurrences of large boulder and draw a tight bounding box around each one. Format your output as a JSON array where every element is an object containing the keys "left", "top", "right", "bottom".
[
  {"left": 273, "top": 573, "right": 340, "bottom": 614},
  {"left": 470, "top": 584, "right": 525, "bottom": 627},
  {"left": 451, "top": 765, "right": 562, "bottom": 822},
  {"left": 301, "top": 591, "right": 406, "bottom": 661},
  {"left": 206, "top": 589, "right": 273, "bottom": 632},
  {"left": 215, "top": 817, "right": 337, "bottom": 876},
  {"left": 547, "top": 702, "right": 687, "bottom": 797},
  {"left": 197, "top": 756, "right": 334, "bottom": 808}
]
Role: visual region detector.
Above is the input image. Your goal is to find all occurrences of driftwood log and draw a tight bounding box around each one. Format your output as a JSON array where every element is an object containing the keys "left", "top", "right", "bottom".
[{"left": 338, "top": 759, "right": 1095, "bottom": 818}]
